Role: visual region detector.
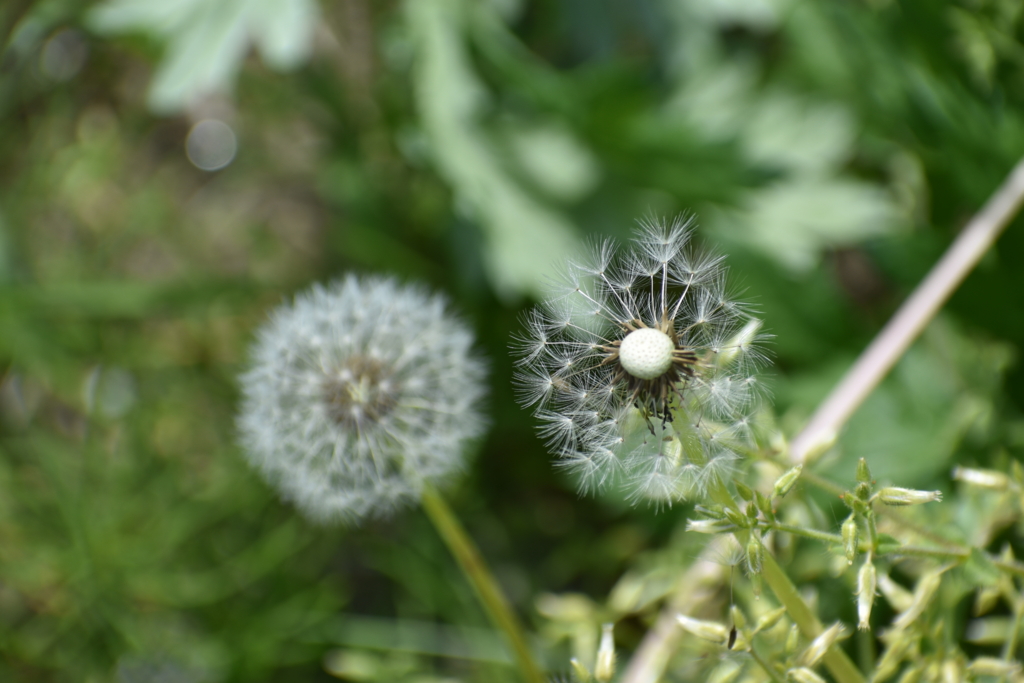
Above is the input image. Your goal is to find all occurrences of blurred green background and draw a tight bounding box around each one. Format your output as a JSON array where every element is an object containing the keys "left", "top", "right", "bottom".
[{"left": 2, "top": 0, "right": 1024, "bottom": 681}]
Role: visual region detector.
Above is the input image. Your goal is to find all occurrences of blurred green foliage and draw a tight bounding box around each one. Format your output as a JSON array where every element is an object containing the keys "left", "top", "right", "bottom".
[{"left": 2, "top": 0, "right": 1024, "bottom": 681}]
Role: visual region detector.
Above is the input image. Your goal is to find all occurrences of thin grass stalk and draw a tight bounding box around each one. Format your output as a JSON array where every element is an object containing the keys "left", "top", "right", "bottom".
[{"left": 420, "top": 483, "right": 545, "bottom": 683}]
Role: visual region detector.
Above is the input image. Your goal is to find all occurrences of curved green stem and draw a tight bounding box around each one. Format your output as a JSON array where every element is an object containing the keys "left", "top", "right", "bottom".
[
  {"left": 766, "top": 521, "right": 844, "bottom": 546},
  {"left": 420, "top": 483, "right": 545, "bottom": 683}
]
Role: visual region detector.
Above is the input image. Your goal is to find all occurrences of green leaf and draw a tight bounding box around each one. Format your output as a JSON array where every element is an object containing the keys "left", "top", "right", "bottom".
[
  {"left": 405, "top": 0, "right": 579, "bottom": 300},
  {"left": 711, "top": 177, "right": 899, "bottom": 272},
  {"left": 87, "top": 0, "right": 317, "bottom": 112}
]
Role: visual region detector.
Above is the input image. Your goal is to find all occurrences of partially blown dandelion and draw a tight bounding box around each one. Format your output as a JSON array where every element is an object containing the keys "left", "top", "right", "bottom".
[
  {"left": 514, "top": 217, "right": 768, "bottom": 503},
  {"left": 238, "top": 275, "right": 487, "bottom": 523}
]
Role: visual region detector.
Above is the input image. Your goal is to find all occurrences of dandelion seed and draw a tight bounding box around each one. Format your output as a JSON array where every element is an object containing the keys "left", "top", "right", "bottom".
[
  {"left": 513, "top": 216, "right": 768, "bottom": 503},
  {"left": 237, "top": 275, "right": 487, "bottom": 523}
]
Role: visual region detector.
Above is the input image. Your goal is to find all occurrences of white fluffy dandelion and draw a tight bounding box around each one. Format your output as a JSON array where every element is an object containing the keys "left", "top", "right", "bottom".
[
  {"left": 513, "top": 216, "right": 768, "bottom": 504},
  {"left": 237, "top": 275, "right": 487, "bottom": 523}
]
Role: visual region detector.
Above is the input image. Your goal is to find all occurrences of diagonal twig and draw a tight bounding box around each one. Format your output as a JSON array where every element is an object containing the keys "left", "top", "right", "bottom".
[{"left": 790, "top": 158, "right": 1024, "bottom": 463}]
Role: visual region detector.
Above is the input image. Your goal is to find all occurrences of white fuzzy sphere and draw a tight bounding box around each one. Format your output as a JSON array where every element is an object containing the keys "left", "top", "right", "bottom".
[
  {"left": 618, "top": 328, "right": 675, "bottom": 380},
  {"left": 513, "top": 216, "right": 768, "bottom": 504},
  {"left": 237, "top": 275, "right": 487, "bottom": 524}
]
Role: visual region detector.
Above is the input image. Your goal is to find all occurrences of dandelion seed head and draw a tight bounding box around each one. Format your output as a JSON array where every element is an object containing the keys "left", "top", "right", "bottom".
[
  {"left": 513, "top": 216, "right": 768, "bottom": 504},
  {"left": 619, "top": 328, "right": 676, "bottom": 380},
  {"left": 237, "top": 275, "right": 487, "bottom": 524}
]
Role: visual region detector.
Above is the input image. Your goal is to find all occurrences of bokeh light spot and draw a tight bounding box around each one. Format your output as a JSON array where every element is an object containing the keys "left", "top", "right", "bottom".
[
  {"left": 186, "top": 119, "right": 237, "bottom": 171},
  {"left": 40, "top": 29, "right": 88, "bottom": 82}
]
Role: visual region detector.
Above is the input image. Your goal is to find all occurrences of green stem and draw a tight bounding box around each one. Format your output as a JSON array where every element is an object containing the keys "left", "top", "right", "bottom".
[
  {"left": 767, "top": 521, "right": 844, "bottom": 546},
  {"left": 420, "top": 483, "right": 545, "bottom": 683},
  {"left": 864, "top": 510, "right": 878, "bottom": 554},
  {"left": 749, "top": 642, "right": 787, "bottom": 683},
  {"left": 761, "top": 554, "right": 865, "bottom": 683},
  {"left": 884, "top": 545, "right": 968, "bottom": 561},
  {"left": 762, "top": 522, "right": 989, "bottom": 568},
  {"left": 857, "top": 626, "right": 876, "bottom": 675},
  {"left": 706, "top": 478, "right": 866, "bottom": 683}
]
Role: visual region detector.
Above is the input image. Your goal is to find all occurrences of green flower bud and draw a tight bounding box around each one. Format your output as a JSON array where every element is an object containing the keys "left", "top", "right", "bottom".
[
  {"left": 785, "top": 624, "right": 800, "bottom": 656},
  {"left": 570, "top": 658, "right": 592, "bottom": 683},
  {"left": 754, "top": 606, "right": 788, "bottom": 634},
  {"left": 773, "top": 465, "right": 803, "bottom": 498},
  {"left": 798, "top": 622, "right": 846, "bottom": 668},
  {"left": 677, "top": 614, "right": 729, "bottom": 645},
  {"left": 842, "top": 515, "right": 858, "bottom": 565},
  {"left": 857, "top": 560, "right": 877, "bottom": 630},
  {"left": 717, "top": 318, "right": 762, "bottom": 368},
  {"left": 974, "top": 585, "right": 1001, "bottom": 616},
  {"left": 723, "top": 506, "right": 749, "bottom": 528},
  {"left": 746, "top": 537, "right": 764, "bottom": 576},
  {"left": 686, "top": 518, "right": 733, "bottom": 534},
  {"left": 755, "top": 491, "right": 775, "bottom": 522},
  {"left": 594, "top": 623, "right": 615, "bottom": 683},
  {"left": 856, "top": 457, "right": 872, "bottom": 483},
  {"left": 694, "top": 504, "right": 726, "bottom": 519},
  {"left": 875, "top": 487, "right": 942, "bottom": 506}
]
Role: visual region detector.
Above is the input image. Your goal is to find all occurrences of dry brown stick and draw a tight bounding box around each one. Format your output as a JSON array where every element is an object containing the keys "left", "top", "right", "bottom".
[{"left": 789, "top": 158, "right": 1024, "bottom": 463}]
